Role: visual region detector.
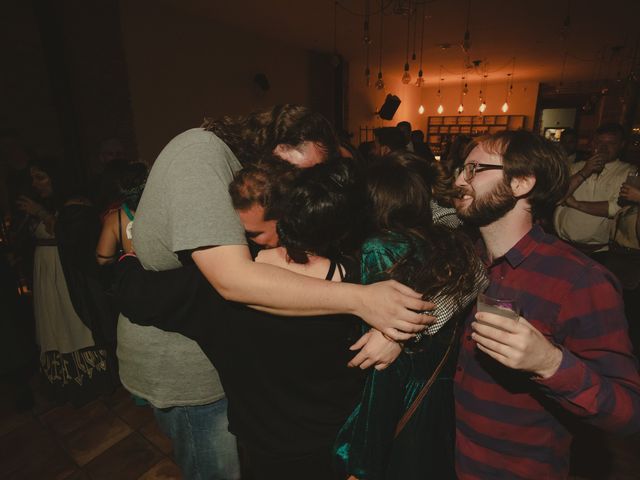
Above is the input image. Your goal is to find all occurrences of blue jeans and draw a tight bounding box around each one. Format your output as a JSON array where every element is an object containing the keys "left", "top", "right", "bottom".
[{"left": 154, "top": 397, "right": 241, "bottom": 480}]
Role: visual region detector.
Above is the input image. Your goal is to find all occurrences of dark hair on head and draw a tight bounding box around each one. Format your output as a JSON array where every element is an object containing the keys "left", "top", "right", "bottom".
[
  {"left": 595, "top": 122, "right": 626, "bottom": 140},
  {"left": 117, "top": 162, "right": 148, "bottom": 210},
  {"left": 365, "top": 151, "right": 478, "bottom": 299},
  {"left": 373, "top": 127, "right": 406, "bottom": 152},
  {"left": 276, "top": 158, "right": 366, "bottom": 264},
  {"left": 202, "top": 105, "right": 340, "bottom": 166},
  {"left": 228, "top": 156, "right": 299, "bottom": 221},
  {"left": 443, "top": 134, "right": 473, "bottom": 177},
  {"left": 367, "top": 152, "right": 456, "bottom": 232},
  {"left": 469, "top": 130, "right": 569, "bottom": 220}
]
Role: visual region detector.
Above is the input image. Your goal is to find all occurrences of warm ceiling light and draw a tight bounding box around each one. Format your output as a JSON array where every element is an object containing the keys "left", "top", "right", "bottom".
[
  {"left": 375, "top": 72, "right": 384, "bottom": 90},
  {"left": 479, "top": 101, "right": 487, "bottom": 113},
  {"left": 418, "top": 105, "right": 425, "bottom": 114},
  {"left": 501, "top": 101, "right": 509, "bottom": 113},
  {"left": 437, "top": 104, "right": 444, "bottom": 114},
  {"left": 402, "top": 63, "right": 411, "bottom": 84},
  {"left": 458, "top": 103, "right": 464, "bottom": 113}
]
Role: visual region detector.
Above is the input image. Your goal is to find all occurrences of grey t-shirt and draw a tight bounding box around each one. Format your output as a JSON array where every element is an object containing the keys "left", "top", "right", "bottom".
[{"left": 117, "top": 128, "right": 246, "bottom": 408}]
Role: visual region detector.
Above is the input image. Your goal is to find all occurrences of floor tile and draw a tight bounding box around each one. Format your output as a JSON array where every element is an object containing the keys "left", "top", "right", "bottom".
[
  {"left": 40, "top": 400, "right": 109, "bottom": 437},
  {"left": 85, "top": 432, "right": 163, "bottom": 480},
  {"left": 62, "top": 409, "right": 133, "bottom": 466},
  {"left": 0, "top": 417, "right": 76, "bottom": 480},
  {"left": 139, "top": 418, "right": 173, "bottom": 455},
  {"left": 114, "top": 398, "right": 155, "bottom": 429},
  {"left": 102, "top": 385, "right": 132, "bottom": 409},
  {"left": 0, "top": 407, "right": 33, "bottom": 437},
  {"left": 137, "top": 458, "right": 183, "bottom": 479}
]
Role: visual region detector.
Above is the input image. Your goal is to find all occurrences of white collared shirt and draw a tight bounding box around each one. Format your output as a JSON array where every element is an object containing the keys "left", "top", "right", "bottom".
[{"left": 554, "top": 159, "right": 635, "bottom": 246}]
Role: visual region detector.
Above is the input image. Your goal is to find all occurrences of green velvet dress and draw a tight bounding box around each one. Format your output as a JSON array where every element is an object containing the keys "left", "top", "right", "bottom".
[{"left": 334, "top": 233, "right": 459, "bottom": 480}]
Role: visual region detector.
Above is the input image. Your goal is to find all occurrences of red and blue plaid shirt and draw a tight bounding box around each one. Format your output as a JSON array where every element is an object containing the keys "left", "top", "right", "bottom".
[{"left": 455, "top": 225, "right": 640, "bottom": 479}]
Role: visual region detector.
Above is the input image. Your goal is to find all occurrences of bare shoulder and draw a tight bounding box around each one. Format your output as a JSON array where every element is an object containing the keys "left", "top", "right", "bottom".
[
  {"left": 255, "top": 248, "right": 336, "bottom": 280},
  {"left": 255, "top": 247, "right": 287, "bottom": 267}
]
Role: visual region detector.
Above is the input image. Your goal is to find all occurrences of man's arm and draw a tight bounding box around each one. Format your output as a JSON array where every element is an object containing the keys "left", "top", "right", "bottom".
[
  {"left": 192, "top": 245, "right": 434, "bottom": 341},
  {"left": 563, "top": 197, "right": 610, "bottom": 218},
  {"left": 471, "top": 269, "right": 640, "bottom": 434},
  {"left": 560, "top": 154, "right": 605, "bottom": 202}
]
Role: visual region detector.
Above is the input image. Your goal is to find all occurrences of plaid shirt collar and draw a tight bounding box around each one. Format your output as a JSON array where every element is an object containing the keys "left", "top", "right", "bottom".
[{"left": 477, "top": 224, "right": 544, "bottom": 269}]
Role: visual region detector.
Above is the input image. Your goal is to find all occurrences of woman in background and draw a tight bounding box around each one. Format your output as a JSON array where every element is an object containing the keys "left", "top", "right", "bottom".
[{"left": 16, "top": 159, "right": 113, "bottom": 405}]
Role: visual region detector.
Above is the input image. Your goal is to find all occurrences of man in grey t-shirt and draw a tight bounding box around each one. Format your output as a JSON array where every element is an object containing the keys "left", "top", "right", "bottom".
[
  {"left": 120, "top": 105, "right": 434, "bottom": 479},
  {"left": 118, "top": 128, "right": 244, "bottom": 479}
]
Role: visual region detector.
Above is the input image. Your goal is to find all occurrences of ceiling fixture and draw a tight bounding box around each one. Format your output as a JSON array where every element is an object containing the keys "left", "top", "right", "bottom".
[
  {"left": 461, "top": 0, "right": 472, "bottom": 53},
  {"left": 415, "top": 0, "right": 426, "bottom": 87},
  {"left": 411, "top": 1, "right": 418, "bottom": 61},
  {"left": 458, "top": 74, "right": 466, "bottom": 113},
  {"left": 479, "top": 69, "right": 488, "bottom": 113},
  {"left": 363, "top": 0, "right": 371, "bottom": 86},
  {"left": 375, "top": 0, "right": 385, "bottom": 90},
  {"left": 401, "top": 4, "right": 412, "bottom": 84},
  {"left": 437, "top": 66, "right": 444, "bottom": 114},
  {"left": 502, "top": 73, "right": 512, "bottom": 112},
  {"left": 502, "top": 58, "right": 515, "bottom": 113}
]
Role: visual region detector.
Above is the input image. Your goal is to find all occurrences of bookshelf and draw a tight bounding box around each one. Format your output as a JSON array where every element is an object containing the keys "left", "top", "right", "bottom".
[{"left": 427, "top": 115, "right": 525, "bottom": 156}]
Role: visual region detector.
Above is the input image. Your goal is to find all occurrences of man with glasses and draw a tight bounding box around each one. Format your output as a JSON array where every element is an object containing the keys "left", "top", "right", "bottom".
[{"left": 452, "top": 130, "right": 640, "bottom": 479}]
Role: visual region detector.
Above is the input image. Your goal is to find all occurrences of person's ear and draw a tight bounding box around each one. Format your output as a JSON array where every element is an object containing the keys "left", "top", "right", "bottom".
[{"left": 510, "top": 175, "right": 536, "bottom": 198}]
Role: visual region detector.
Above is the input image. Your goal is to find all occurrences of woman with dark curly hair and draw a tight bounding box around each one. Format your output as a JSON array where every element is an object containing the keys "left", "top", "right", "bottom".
[{"left": 334, "top": 151, "right": 488, "bottom": 480}]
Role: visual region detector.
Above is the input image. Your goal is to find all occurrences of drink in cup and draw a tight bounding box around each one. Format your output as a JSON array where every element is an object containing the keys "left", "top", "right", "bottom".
[
  {"left": 476, "top": 293, "right": 519, "bottom": 329},
  {"left": 619, "top": 171, "right": 640, "bottom": 207}
]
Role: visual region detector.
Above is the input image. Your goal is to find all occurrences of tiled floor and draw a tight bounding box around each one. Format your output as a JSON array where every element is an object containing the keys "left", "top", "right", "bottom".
[
  {"left": 2, "top": 375, "right": 639, "bottom": 479},
  {"left": 0, "top": 380, "right": 181, "bottom": 480}
]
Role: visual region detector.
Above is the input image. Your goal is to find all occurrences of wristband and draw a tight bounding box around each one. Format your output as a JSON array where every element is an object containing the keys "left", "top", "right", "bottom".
[
  {"left": 578, "top": 171, "right": 588, "bottom": 181},
  {"left": 118, "top": 252, "right": 137, "bottom": 262}
]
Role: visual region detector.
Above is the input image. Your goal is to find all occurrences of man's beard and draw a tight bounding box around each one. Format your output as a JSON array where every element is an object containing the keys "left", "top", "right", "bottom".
[{"left": 456, "top": 179, "right": 517, "bottom": 227}]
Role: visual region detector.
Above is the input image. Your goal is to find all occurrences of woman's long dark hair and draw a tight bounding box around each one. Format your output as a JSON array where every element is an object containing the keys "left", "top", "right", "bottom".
[
  {"left": 366, "top": 152, "right": 478, "bottom": 299},
  {"left": 276, "top": 158, "right": 366, "bottom": 264}
]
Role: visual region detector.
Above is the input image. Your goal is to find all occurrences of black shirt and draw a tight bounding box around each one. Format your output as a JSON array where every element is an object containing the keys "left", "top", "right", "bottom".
[{"left": 114, "top": 257, "right": 365, "bottom": 457}]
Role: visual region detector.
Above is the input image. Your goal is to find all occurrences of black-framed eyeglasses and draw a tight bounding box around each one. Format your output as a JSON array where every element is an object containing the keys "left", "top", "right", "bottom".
[{"left": 456, "top": 162, "right": 504, "bottom": 181}]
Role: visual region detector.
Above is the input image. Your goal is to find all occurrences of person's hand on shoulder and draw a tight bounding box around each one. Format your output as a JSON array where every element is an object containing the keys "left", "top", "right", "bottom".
[{"left": 354, "top": 280, "right": 435, "bottom": 341}]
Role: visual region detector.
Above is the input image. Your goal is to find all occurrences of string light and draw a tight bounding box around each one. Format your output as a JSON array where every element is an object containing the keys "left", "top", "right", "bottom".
[
  {"left": 401, "top": 5, "right": 411, "bottom": 84},
  {"left": 375, "top": 0, "right": 385, "bottom": 90}
]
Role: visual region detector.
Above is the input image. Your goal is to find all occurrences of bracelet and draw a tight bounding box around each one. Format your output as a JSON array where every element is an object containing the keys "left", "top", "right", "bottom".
[
  {"left": 577, "top": 171, "right": 588, "bottom": 181},
  {"left": 118, "top": 252, "right": 137, "bottom": 262}
]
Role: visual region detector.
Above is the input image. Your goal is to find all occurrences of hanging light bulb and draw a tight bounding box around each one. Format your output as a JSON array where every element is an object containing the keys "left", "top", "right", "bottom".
[
  {"left": 415, "top": 69, "right": 424, "bottom": 87},
  {"left": 402, "top": 63, "right": 411, "bottom": 84},
  {"left": 458, "top": 103, "right": 464, "bottom": 113},
  {"left": 375, "top": 72, "right": 384, "bottom": 90},
  {"left": 479, "top": 101, "right": 487, "bottom": 113},
  {"left": 463, "top": 82, "right": 469, "bottom": 95},
  {"left": 501, "top": 101, "right": 509, "bottom": 113},
  {"left": 418, "top": 104, "right": 425, "bottom": 114},
  {"left": 437, "top": 104, "right": 444, "bottom": 114}
]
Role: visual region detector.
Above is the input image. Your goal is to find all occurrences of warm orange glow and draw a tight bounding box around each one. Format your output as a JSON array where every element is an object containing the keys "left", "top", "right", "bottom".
[
  {"left": 418, "top": 104, "right": 425, "bottom": 115},
  {"left": 437, "top": 104, "right": 444, "bottom": 114},
  {"left": 479, "top": 102, "right": 487, "bottom": 113},
  {"left": 457, "top": 103, "right": 464, "bottom": 113},
  {"left": 501, "top": 101, "right": 509, "bottom": 113}
]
